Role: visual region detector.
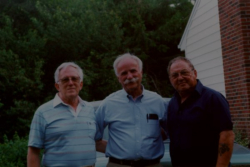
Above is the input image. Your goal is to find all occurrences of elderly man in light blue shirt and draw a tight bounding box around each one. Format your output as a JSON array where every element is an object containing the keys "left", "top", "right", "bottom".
[
  {"left": 95, "top": 53, "right": 168, "bottom": 167},
  {"left": 27, "top": 62, "right": 106, "bottom": 167}
]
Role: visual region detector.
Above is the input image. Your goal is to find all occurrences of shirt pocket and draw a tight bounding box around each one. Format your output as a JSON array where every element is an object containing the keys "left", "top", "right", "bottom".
[
  {"left": 88, "top": 121, "right": 96, "bottom": 139},
  {"left": 142, "top": 119, "right": 160, "bottom": 138}
]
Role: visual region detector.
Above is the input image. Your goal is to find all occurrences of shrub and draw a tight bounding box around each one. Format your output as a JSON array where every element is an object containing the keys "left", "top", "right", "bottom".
[
  {"left": 233, "top": 128, "right": 250, "bottom": 148},
  {"left": 0, "top": 133, "right": 27, "bottom": 167}
]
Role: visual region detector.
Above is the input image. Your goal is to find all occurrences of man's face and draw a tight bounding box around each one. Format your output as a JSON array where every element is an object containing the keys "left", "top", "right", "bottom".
[
  {"left": 55, "top": 66, "right": 83, "bottom": 102},
  {"left": 116, "top": 57, "right": 142, "bottom": 93},
  {"left": 169, "top": 60, "right": 197, "bottom": 94}
]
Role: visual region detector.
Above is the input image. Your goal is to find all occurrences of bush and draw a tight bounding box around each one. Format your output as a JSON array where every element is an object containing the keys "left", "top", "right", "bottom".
[
  {"left": 233, "top": 128, "right": 250, "bottom": 148},
  {"left": 0, "top": 133, "right": 28, "bottom": 167}
]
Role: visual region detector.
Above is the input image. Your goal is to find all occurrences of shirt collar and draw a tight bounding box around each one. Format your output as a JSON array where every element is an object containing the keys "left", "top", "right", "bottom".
[
  {"left": 174, "top": 79, "right": 202, "bottom": 100},
  {"left": 53, "top": 93, "right": 85, "bottom": 107},
  {"left": 122, "top": 85, "right": 145, "bottom": 102},
  {"left": 195, "top": 79, "right": 203, "bottom": 96}
]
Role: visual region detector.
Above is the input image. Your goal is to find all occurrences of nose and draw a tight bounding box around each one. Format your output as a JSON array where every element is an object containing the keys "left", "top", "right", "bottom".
[
  {"left": 127, "top": 72, "right": 133, "bottom": 79},
  {"left": 68, "top": 78, "right": 74, "bottom": 84},
  {"left": 176, "top": 73, "right": 184, "bottom": 80}
]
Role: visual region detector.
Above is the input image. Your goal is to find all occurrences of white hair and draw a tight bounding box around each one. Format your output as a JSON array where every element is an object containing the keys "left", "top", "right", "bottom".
[
  {"left": 54, "top": 62, "right": 84, "bottom": 83},
  {"left": 113, "top": 53, "right": 143, "bottom": 76}
]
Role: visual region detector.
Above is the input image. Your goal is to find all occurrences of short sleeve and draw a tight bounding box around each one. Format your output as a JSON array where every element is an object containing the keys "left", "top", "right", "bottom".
[
  {"left": 94, "top": 101, "right": 107, "bottom": 141},
  {"left": 210, "top": 93, "right": 233, "bottom": 132},
  {"left": 28, "top": 110, "right": 46, "bottom": 148}
]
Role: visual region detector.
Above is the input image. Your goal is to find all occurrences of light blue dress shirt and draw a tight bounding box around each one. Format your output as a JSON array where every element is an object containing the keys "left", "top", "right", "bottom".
[{"left": 95, "top": 88, "right": 168, "bottom": 160}]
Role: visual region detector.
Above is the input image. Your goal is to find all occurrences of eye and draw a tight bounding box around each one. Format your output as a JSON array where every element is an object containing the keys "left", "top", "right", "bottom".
[
  {"left": 71, "top": 77, "right": 79, "bottom": 82},
  {"left": 130, "top": 69, "right": 137, "bottom": 73},
  {"left": 181, "top": 71, "right": 190, "bottom": 76},
  {"left": 170, "top": 73, "right": 178, "bottom": 79},
  {"left": 120, "top": 71, "right": 127, "bottom": 76},
  {"left": 59, "top": 77, "right": 80, "bottom": 84},
  {"left": 61, "top": 78, "right": 70, "bottom": 83}
]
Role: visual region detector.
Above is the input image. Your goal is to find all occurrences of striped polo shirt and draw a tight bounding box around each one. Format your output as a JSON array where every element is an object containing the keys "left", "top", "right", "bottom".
[{"left": 28, "top": 94, "right": 97, "bottom": 166}]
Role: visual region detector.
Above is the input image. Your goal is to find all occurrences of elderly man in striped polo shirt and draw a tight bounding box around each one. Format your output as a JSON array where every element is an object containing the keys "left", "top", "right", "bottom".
[{"left": 27, "top": 62, "right": 106, "bottom": 167}]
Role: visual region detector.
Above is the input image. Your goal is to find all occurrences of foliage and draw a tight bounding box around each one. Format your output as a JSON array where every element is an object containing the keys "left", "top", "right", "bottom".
[
  {"left": 0, "top": 5, "right": 45, "bottom": 140},
  {"left": 0, "top": 0, "right": 193, "bottom": 140},
  {"left": 0, "top": 133, "right": 28, "bottom": 167},
  {"left": 234, "top": 128, "right": 250, "bottom": 148}
]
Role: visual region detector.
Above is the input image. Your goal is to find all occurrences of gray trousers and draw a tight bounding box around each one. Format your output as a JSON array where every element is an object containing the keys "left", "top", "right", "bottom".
[{"left": 107, "top": 161, "right": 162, "bottom": 167}]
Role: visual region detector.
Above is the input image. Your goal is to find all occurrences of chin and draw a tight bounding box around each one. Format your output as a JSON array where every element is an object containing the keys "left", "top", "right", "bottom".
[
  {"left": 66, "top": 93, "right": 77, "bottom": 97},
  {"left": 126, "top": 84, "right": 137, "bottom": 90}
]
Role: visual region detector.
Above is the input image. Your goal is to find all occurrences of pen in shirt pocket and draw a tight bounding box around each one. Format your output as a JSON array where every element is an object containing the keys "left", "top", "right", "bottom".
[{"left": 146, "top": 114, "right": 158, "bottom": 122}]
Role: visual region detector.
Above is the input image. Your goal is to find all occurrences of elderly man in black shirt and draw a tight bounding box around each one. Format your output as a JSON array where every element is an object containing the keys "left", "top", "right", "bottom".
[{"left": 167, "top": 56, "right": 235, "bottom": 167}]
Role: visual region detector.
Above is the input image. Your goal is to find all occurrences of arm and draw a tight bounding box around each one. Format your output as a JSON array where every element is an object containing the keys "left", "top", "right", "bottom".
[
  {"left": 94, "top": 102, "right": 108, "bottom": 154},
  {"left": 161, "top": 98, "right": 168, "bottom": 141},
  {"left": 161, "top": 128, "right": 167, "bottom": 140},
  {"left": 216, "top": 130, "right": 235, "bottom": 167},
  {"left": 27, "top": 146, "right": 40, "bottom": 167},
  {"left": 95, "top": 139, "right": 107, "bottom": 153}
]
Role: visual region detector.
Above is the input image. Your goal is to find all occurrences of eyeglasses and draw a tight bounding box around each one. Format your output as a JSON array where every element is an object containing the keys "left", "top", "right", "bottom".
[
  {"left": 170, "top": 69, "right": 193, "bottom": 79},
  {"left": 58, "top": 77, "right": 80, "bottom": 84}
]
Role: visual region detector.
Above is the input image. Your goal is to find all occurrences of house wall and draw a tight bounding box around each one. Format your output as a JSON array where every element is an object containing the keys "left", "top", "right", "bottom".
[
  {"left": 179, "top": 0, "right": 226, "bottom": 96},
  {"left": 218, "top": 0, "right": 250, "bottom": 139}
]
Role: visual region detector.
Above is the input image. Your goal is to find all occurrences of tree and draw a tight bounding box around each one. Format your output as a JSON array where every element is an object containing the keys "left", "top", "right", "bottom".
[
  {"left": 0, "top": 0, "right": 45, "bottom": 140},
  {"left": 0, "top": 0, "right": 193, "bottom": 140}
]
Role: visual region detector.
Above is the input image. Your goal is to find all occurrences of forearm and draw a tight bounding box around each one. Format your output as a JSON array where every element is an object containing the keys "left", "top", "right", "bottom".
[
  {"left": 161, "top": 128, "right": 167, "bottom": 140},
  {"left": 95, "top": 139, "right": 107, "bottom": 153},
  {"left": 216, "top": 130, "right": 235, "bottom": 167},
  {"left": 27, "top": 147, "right": 40, "bottom": 167}
]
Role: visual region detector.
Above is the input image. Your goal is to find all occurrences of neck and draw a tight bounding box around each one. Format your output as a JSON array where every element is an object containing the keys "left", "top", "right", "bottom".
[
  {"left": 179, "top": 89, "right": 194, "bottom": 103},
  {"left": 59, "top": 94, "right": 79, "bottom": 110},
  {"left": 127, "top": 87, "right": 142, "bottom": 100},
  {"left": 179, "top": 93, "right": 190, "bottom": 103}
]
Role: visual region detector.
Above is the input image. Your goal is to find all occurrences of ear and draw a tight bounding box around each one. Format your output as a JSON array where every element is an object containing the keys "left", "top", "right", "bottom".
[
  {"left": 79, "top": 81, "right": 83, "bottom": 90},
  {"left": 193, "top": 69, "right": 197, "bottom": 78},
  {"left": 55, "top": 83, "right": 60, "bottom": 92},
  {"left": 117, "top": 75, "right": 122, "bottom": 84}
]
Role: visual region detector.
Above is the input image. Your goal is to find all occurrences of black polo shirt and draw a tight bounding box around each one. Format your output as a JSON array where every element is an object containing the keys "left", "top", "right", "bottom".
[{"left": 167, "top": 80, "right": 233, "bottom": 166}]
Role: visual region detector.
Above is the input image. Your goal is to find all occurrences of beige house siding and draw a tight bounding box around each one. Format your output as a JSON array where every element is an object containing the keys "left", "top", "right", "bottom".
[{"left": 178, "top": 0, "right": 226, "bottom": 96}]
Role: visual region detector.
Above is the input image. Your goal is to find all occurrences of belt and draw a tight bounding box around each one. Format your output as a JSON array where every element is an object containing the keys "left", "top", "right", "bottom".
[{"left": 109, "top": 157, "right": 160, "bottom": 166}]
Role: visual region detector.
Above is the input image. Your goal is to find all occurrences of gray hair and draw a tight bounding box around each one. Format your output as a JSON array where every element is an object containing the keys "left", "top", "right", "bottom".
[
  {"left": 167, "top": 56, "right": 195, "bottom": 75},
  {"left": 54, "top": 62, "right": 84, "bottom": 83},
  {"left": 113, "top": 53, "right": 143, "bottom": 76}
]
